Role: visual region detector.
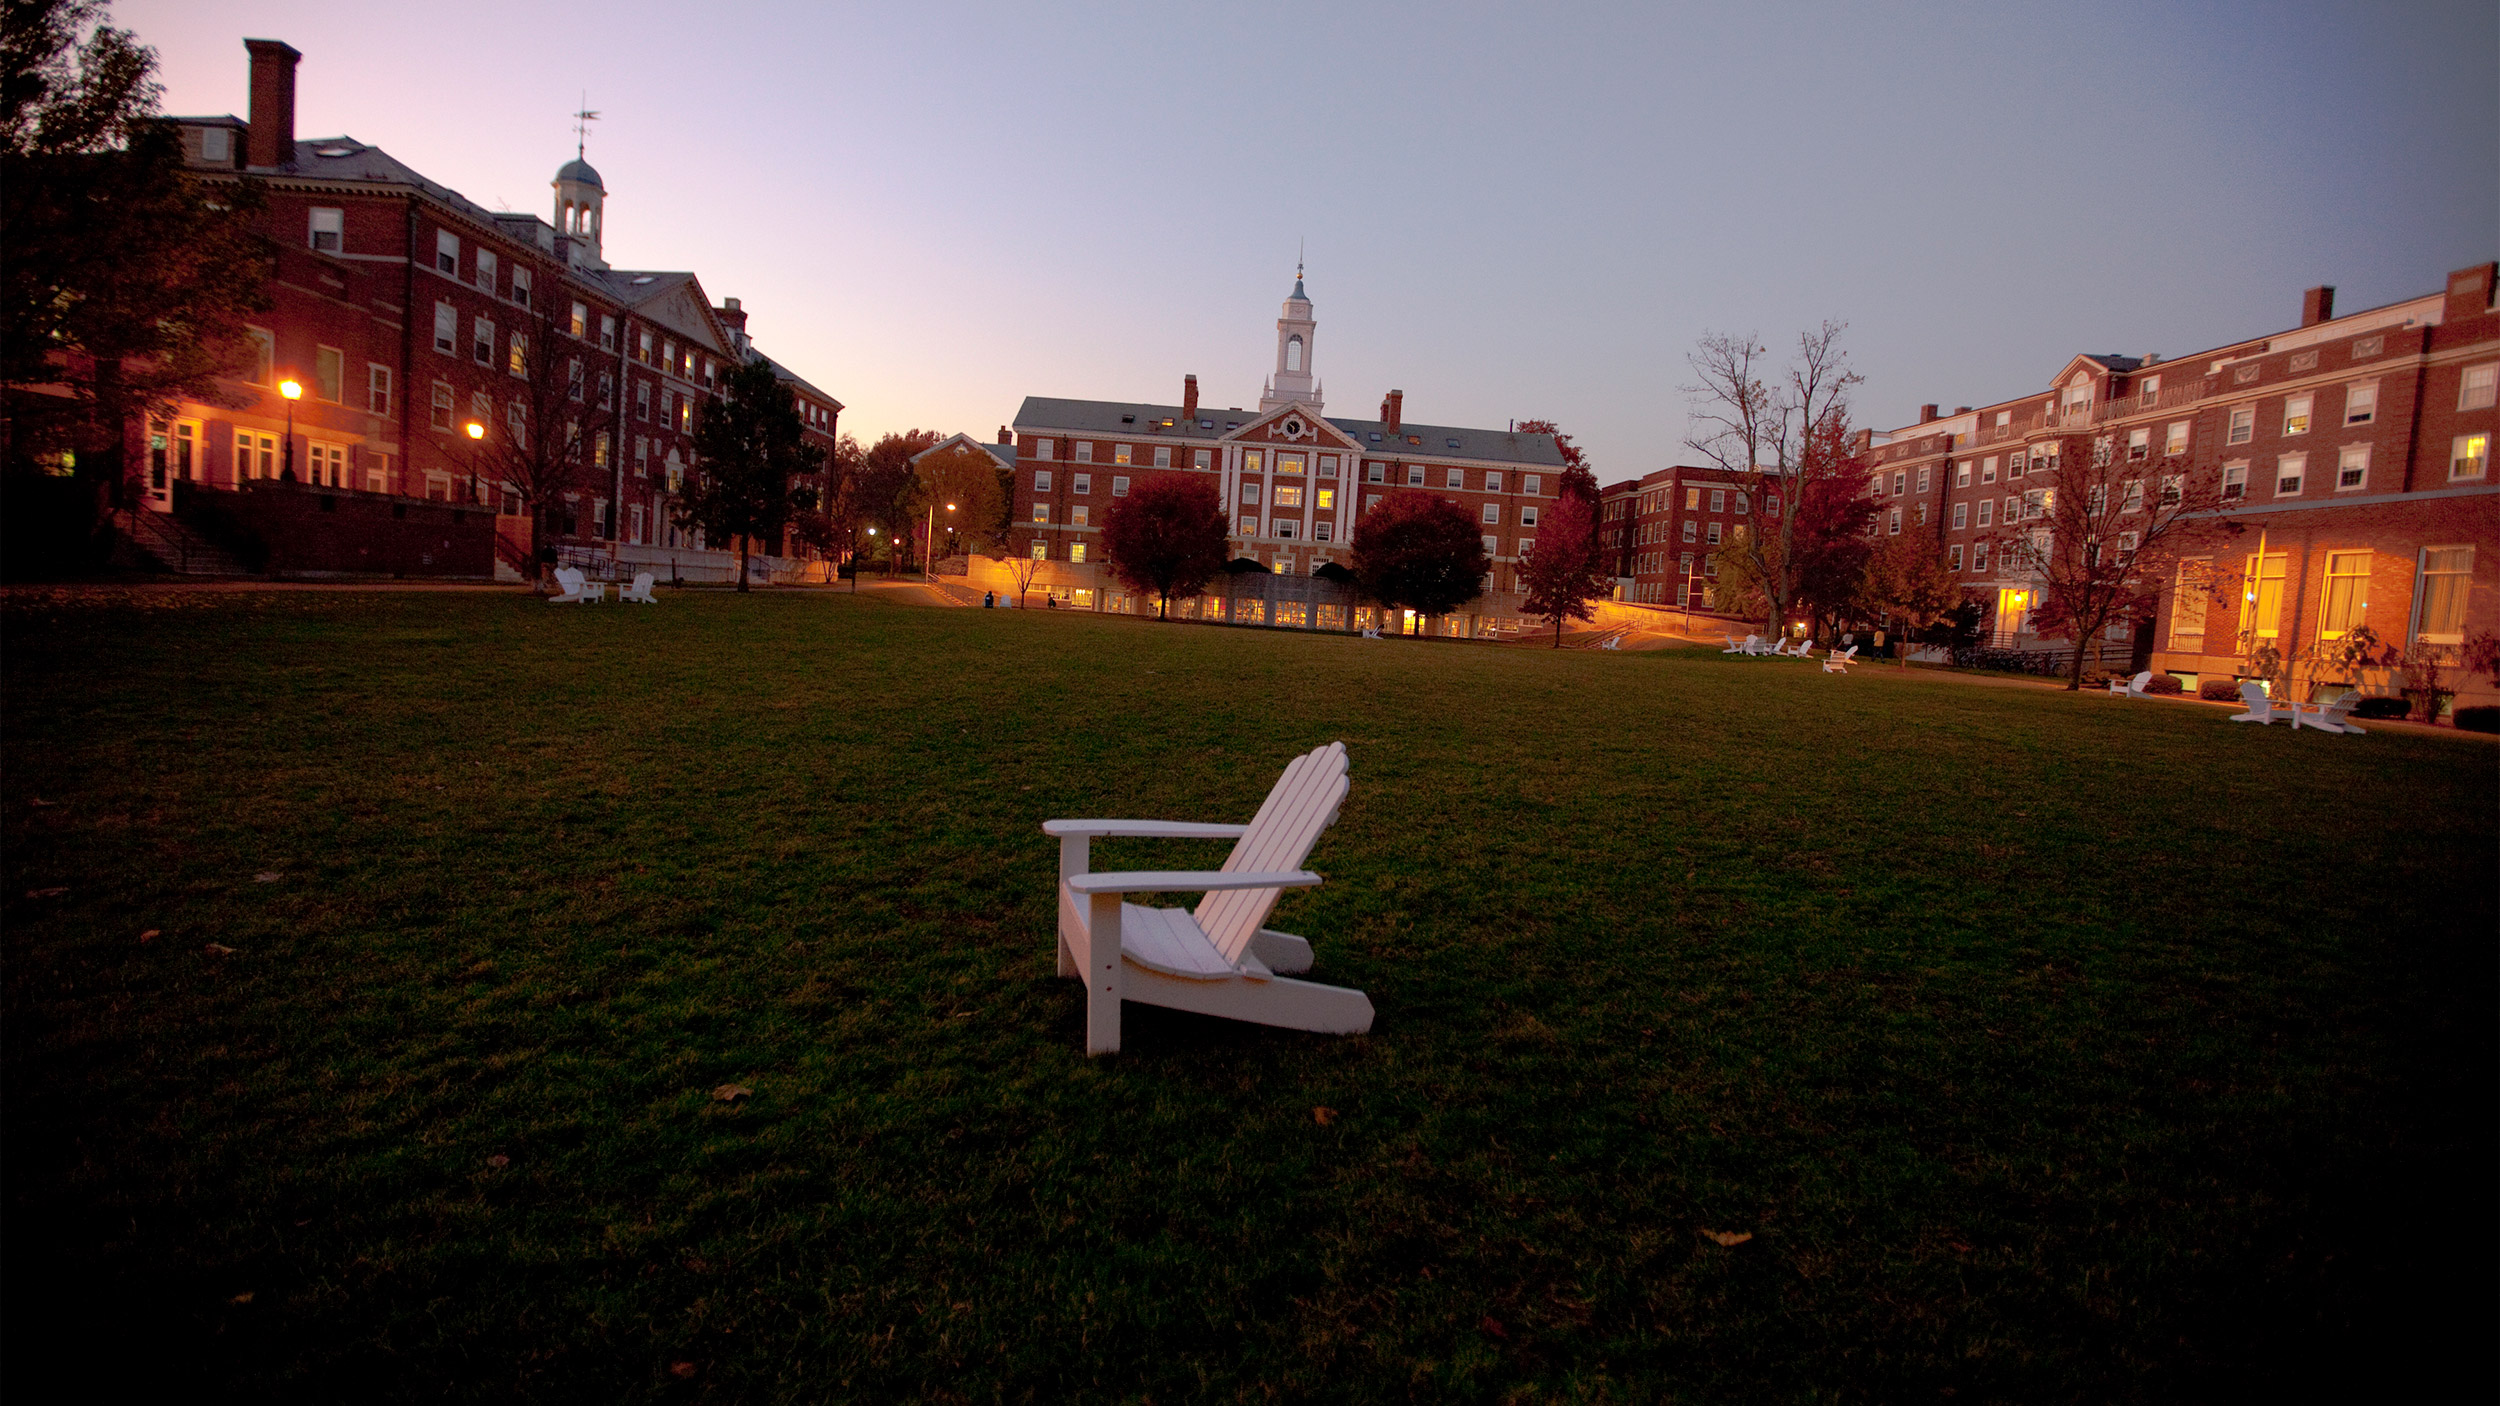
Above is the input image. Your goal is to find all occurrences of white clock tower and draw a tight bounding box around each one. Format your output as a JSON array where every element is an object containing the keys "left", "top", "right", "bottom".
[{"left": 1259, "top": 263, "right": 1321, "bottom": 413}]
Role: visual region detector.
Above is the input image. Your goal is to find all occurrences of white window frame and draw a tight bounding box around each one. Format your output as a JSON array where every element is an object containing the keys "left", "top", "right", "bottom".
[
  {"left": 2274, "top": 452, "right": 2306, "bottom": 498},
  {"left": 1072, "top": 472, "right": 1092, "bottom": 496},
  {"left": 1111, "top": 475, "right": 1129, "bottom": 497},
  {"left": 308, "top": 206, "right": 344, "bottom": 252},
  {"left": 2452, "top": 432, "right": 2490, "bottom": 482},
  {"left": 2336, "top": 445, "right": 2369, "bottom": 492},
  {"left": 2459, "top": 363, "right": 2497, "bottom": 412},
  {"left": 1032, "top": 470, "right": 1052, "bottom": 493}
]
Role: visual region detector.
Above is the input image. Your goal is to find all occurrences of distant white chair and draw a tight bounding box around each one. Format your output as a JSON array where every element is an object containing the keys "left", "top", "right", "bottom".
[
  {"left": 1722, "top": 634, "right": 1756, "bottom": 654},
  {"left": 2291, "top": 692, "right": 2367, "bottom": 734},
  {"left": 2109, "top": 670, "right": 2155, "bottom": 698},
  {"left": 1043, "top": 742, "right": 1373, "bottom": 1055},
  {"left": 1792, "top": 639, "right": 1816, "bottom": 658},
  {"left": 549, "top": 567, "right": 590, "bottom": 604},
  {"left": 1822, "top": 645, "right": 1858, "bottom": 674},
  {"left": 618, "top": 572, "right": 657, "bottom": 604},
  {"left": 2228, "top": 680, "right": 2286, "bottom": 724},
  {"left": 1599, "top": 634, "right": 1621, "bottom": 651},
  {"left": 1360, "top": 627, "right": 1382, "bottom": 639}
]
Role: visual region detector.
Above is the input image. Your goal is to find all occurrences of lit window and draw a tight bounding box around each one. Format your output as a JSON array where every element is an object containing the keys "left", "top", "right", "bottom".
[
  {"left": 1276, "top": 484, "right": 1303, "bottom": 508},
  {"left": 2320, "top": 552, "right": 2371, "bottom": 638},
  {"left": 2416, "top": 546, "right": 2474, "bottom": 641},
  {"left": 1069, "top": 542, "right": 1087, "bottom": 563},
  {"left": 2282, "top": 394, "right": 2311, "bottom": 436},
  {"left": 2166, "top": 421, "right": 2189, "bottom": 456},
  {"left": 570, "top": 301, "right": 588, "bottom": 337},
  {"left": 2241, "top": 551, "right": 2288, "bottom": 639},
  {"left": 1686, "top": 487, "right": 1700, "bottom": 509},
  {"left": 1195, "top": 449, "right": 1211, "bottom": 469},
  {"left": 2453, "top": 433, "right": 2490, "bottom": 482},
  {"left": 1238, "top": 516, "right": 1256, "bottom": 537},
  {"left": 1071, "top": 506, "right": 1089, "bottom": 526},
  {"left": 509, "top": 331, "right": 527, "bottom": 376},
  {"left": 1114, "top": 444, "right": 1132, "bottom": 465},
  {"left": 1031, "top": 538, "right": 1047, "bottom": 560},
  {"left": 1032, "top": 504, "right": 1050, "bottom": 523}
]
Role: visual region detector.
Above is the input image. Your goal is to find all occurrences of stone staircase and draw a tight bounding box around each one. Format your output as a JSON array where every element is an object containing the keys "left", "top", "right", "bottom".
[{"left": 116, "top": 508, "right": 247, "bottom": 576}]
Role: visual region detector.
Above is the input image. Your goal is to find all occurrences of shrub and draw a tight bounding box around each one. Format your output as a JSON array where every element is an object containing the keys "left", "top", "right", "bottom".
[
  {"left": 2142, "top": 674, "right": 2183, "bottom": 695},
  {"left": 2454, "top": 705, "right": 2499, "bottom": 734},
  {"left": 2081, "top": 671, "right": 2111, "bottom": 690},
  {"left": 2199, "top": 679, "right": 2240, "bottom": 701},
  {"left": 2352, "top": 696, "right": 2412, "bottom": 720}
]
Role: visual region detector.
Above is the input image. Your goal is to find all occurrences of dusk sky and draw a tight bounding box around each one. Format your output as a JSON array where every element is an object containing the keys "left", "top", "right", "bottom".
[{"left": 131, "top": 1, "right": 2495, "bottom": 482}]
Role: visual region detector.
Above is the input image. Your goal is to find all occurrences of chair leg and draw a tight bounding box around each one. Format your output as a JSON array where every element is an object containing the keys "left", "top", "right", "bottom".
[{"left": 1086, "top": 892, "right": 1124, "bottom": 1055}]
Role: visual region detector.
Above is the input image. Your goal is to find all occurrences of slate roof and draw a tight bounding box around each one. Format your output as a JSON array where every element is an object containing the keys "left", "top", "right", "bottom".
[
  {"left": 556, "top": 157, "right": 604, "bottom": 189},
  {"left": 1012, "top": 396, "right": 1564, "bottom": 466},
  {"left": 763, "top": 354, "right": 844, "bottom": 411}
]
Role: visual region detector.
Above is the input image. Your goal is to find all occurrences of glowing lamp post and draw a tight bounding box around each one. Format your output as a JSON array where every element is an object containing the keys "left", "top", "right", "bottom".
[
  {"left": 278, "top": 378, "right": 303, "bottom": 481},
  {"left": 924, "top": 501, "right": 955, "bottom": 580},
  {"left": 464, "top": 420, "right": 487, "bottom": 507}
]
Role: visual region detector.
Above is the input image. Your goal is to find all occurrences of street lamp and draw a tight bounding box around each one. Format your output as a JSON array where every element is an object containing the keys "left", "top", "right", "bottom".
[
  {"left": 278, "top": 378, "right": 303, "bottom": 481},
  {"left": 924, "top": 500, "right": 955, "bottom": 580},
  {"left": 464, "top": 420, "right": 486, "bottom": 507}
]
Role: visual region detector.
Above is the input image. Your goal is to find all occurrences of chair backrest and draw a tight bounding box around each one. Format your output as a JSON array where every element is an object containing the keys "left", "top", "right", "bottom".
[
  {"left": 554, "top": 567, "right": 584, "bottom": 593},
  {"left": 2238, "top": 680, "right": 2269, "bottom": 708},
  {"left": 632, "top": 572, "right": 654, "bottom": 591},
  {"left": 2130, "top": 671, "right": 2153, "bottom": 691},
  {"left": 1194, "top": 742, "right": 1351, "bottom": 963}
]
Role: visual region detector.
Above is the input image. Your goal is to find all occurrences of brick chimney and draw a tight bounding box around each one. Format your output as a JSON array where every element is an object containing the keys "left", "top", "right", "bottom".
[
  {"left": 716, "top": 296, "right": 747, "bottom": 334},
  {"left": 1382, "top": 389, "right": 1403, "bottom": 435},
  {"left": 998, "top": 426, "right": 1012, "bottom": 446},
  {"left": 243, "top": 39, "right": 300, "bottom": 169},
  {"left": 2443, "top": 263, "right": 2496, "bottom": 321},
  {"left": 2300, "top": 285, "right": 2335, "bottom": 327},
  {"left": 1182, "top": 373, "right": 1198, "bottom": 421},
  {"left": 1919, "top": 403, "right": 1939, "bottom": 423}
]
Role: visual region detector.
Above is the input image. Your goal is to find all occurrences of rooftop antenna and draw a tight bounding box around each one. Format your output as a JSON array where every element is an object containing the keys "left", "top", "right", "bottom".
[{"left": 572, "top": 93, "right": 601, "bottom": 160}]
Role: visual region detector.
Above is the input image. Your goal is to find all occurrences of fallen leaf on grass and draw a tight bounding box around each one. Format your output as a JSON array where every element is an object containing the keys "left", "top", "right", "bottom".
[
  {"left": 230, "top": 1291, "right": 254, "bottom": 1306},
  {"left": 29, "top": 798, "right": 54, "bottom": 807},
  {"left": 712, "top": 1084, "right": 751, "bottom": 1103},
  {"left": 1948, "top": 1240, "right": 1973, "bottom": 1253},
  {"left": 1311, "top": 1106, "right": 1337, "bottom": 1126},
  {"left": 25, "top": 887, "right": 67, "bottom": 899},
  {"left": 670, "top": 1362, "right": 697, "bottom": 1379},
  {"left": 139, "top": 929, "right": 159, "bottom": 943},
  {"left": 486, "top": 1154, "right": 509, "bottom": 1168},
  {"left": 1479, "top": 1316, "right": 1507, "bottom": 1339},
  {"left": 1701, "top": 1229, "right": 1753, "bottom": 1247},
  {"left": 202, "top": 943, "right": 238, "bottom": 956},
  {"left": 252, "top": 872, "right": 283, "bottom": 883}
]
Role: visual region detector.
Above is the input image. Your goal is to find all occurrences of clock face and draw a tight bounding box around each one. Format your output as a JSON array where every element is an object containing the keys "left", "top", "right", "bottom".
[{"left": 1284, "top": 418, "right": 1303, "bottom": 437}]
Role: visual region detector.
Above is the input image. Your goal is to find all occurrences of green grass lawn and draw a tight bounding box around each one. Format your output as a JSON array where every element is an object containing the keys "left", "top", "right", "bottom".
[{"left": 4, "top": 588, "right": 2492, "bottom": 1403}]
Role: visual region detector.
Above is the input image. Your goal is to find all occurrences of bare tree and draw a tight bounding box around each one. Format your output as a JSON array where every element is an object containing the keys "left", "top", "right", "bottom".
[
  {"left": 1684, "top": 323, "right": 1863, "bottom": 637},
  {"left": 468, "top": 289, "right": 616, "bottom": 586},
  {"left": 1986, "top": 434, "right": 2233, "bottom": 690}
]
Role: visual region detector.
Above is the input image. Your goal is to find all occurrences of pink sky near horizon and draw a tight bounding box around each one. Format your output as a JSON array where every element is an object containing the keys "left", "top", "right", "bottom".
[{"left": 127, "top": 1, "right": 2496, "bottom": 482}]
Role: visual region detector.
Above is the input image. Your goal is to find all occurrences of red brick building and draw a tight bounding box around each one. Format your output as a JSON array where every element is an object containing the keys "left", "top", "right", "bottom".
[
  {"left": 143, "top": 38, "right": 842, "bottom": 580},
  {"left": 1599, "top": 464, "right": 1787, "bottom": 612},
  {"left": 999, "top": 273, "right": 1568, "bottom": 632},
  {"left": 1860, "top": 264, "right": 2497, "bottom": 707}
]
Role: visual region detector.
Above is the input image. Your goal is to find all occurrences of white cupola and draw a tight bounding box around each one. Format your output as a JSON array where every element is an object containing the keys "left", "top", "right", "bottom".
[
  {"left": 553, "top": 156, "right": 606, "bottom": 270},
  {"left": 1260, "top": 262, "right": 1319, "bottom": 413}
]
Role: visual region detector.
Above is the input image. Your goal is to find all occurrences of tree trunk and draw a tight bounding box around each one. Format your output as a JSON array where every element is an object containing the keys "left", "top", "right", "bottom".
[
  {"left": 1552, "top": 615, "right": 1562, "bottom": 648},
  {"left": 2066, "top": 634, "right": 2087, "bottom": 690},
  {"left": 737, "top": 537, "right": 750, "bottom": 593}
]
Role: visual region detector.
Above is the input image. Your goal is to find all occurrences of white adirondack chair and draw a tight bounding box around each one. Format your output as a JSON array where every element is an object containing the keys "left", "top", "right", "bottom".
[
  {"left": 1360, "top": 627, "right": 1382, "bottom": 639},
  {"left": 2291, "top": 692, "right": 2367, "bottom": 734},
  {"left": 2109, "top": 670, "right": 2154, "bottom": 697},
  {"left": 1723, "top": 634, "right": 1759, "bottom": 654},
  {"left": 549, "top": 567, "right": 590, "bottom": 604},
  {"left": 1791, "top": 639, "right": 1816, "bottom": 658},
  {"left": 618, "top": 572, "right": 658, "bottom": 604},
  {"left": 2228, "top": 680, "right": 2285, "bottom": 724},
  {"left": 1822, "top": 645, "right": 1858, "bottom": 673},
  {"left": 1043, "top": 742, "right": 1373, "bottom": 1055}
]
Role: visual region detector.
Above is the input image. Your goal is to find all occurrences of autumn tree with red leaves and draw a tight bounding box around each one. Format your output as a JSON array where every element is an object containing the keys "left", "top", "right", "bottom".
[
  {"left": 1518, "top": 492, "right": 1613, "bottom": 646},
  {"left": 1350, "top": 489, "right": 1489, "bottom": 626},
  {"left": 1099, "top": 471, "right": 1229, "bottom": 618}
]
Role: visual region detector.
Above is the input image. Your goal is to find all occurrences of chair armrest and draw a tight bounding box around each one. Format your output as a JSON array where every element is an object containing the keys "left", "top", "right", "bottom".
[
  {"left": 1042, "top": 819, "right": 1251, "bottom": 839},
  {"left": 1066, "top": 869, "right": 1320, "bottom": 896}
]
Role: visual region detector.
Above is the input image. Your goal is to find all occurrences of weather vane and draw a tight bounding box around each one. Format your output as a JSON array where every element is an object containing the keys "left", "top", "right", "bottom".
[{"left": 572, "top": 93, "right": 600, "bottom": 160}]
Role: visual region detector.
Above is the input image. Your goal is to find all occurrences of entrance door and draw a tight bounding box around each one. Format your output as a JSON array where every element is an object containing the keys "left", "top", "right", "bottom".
[{"left": 144, "top": 422, "right": 195, "bottom": 511}]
